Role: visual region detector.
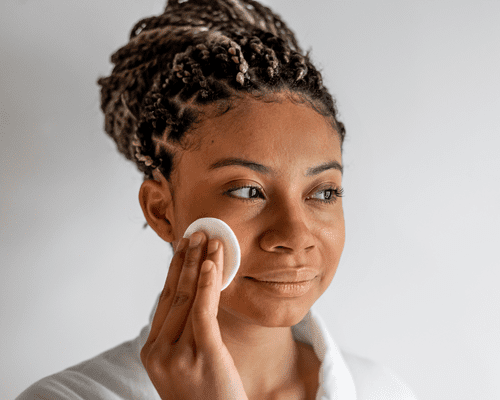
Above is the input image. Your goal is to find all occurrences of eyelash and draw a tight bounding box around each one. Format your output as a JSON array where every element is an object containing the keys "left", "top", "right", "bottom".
[{"left": 224, "top": 185, "right": 344, "bottom": 204}]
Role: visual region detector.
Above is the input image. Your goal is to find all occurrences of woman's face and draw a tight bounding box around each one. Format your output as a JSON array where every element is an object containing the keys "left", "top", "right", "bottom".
[{"left": 158, "top": 94, "right": 344, "bottom": 327}]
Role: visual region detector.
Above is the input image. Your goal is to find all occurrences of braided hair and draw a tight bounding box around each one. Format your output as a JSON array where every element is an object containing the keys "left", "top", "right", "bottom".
[{"left": 97, "top": 0, "right": 346, "bottom": 235}]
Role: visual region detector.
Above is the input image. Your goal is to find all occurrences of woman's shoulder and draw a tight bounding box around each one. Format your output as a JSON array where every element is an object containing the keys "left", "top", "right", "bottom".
[
  {"left": 15, "top": 371, "right": 96, "bottom": 400},
  {"left": 15, "top": 337, "right": 159, "bottom": 400},
  {"left": 340, "top": 351, "right": 418, "bottom": 400}
]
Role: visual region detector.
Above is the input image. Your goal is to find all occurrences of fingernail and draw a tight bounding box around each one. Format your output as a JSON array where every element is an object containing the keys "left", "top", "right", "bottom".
[
  {"left": 189, "top": 232, "right": 203, "bottom": 247},
  {"left": 207, "top": 240, "right": 219, "bottom": 254}
]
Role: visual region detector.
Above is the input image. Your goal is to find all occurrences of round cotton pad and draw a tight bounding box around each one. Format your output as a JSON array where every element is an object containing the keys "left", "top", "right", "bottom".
[{"left": 183, "top": 217, "right": 241, "bottom": 291}]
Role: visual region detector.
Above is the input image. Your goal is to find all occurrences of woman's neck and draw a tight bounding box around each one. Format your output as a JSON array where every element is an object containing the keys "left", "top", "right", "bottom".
[{"left": 216, "top": 307, "right": 304, "bottom": 398}]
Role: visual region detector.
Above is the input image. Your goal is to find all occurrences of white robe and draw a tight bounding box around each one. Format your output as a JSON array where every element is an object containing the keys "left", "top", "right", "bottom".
[{"left": 16, "top": 294, "right": 418, "bottom": 399}]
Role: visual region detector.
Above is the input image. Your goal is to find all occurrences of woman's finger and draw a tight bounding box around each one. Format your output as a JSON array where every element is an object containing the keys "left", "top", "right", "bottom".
[
  {"left": 191, "top": 241, "right": 224, "bottom": 353},
  {"left": 143, "top": 237, "right": 189, "bottom": 351},
  {"left": 160, "top": 232, "right": 207, "bottom": 345}
]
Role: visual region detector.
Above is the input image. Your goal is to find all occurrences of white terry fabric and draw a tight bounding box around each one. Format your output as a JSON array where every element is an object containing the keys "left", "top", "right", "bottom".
[{"left": 16, "top": 293, "right": 418, "bottom": 400}]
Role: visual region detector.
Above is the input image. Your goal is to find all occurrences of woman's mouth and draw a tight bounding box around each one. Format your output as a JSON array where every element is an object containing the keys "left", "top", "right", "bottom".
[{"left": 244, "top": 277, "right": 316, "bottom": 297}]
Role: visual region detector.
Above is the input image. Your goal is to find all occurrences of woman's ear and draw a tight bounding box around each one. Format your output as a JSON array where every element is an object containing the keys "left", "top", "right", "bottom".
[{"left": 138, "top": 168, "right": 176, "bottom": 243}]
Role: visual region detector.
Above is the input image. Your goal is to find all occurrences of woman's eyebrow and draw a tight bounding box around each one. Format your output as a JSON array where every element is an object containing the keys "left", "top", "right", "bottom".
[{"left": 207, "top": 157, "right": 343, "bottom": 176}]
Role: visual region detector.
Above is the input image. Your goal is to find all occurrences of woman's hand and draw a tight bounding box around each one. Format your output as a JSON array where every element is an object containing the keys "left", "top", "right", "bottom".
[{"left": 140, "top": 232, "right": 248, "bottom": 400}]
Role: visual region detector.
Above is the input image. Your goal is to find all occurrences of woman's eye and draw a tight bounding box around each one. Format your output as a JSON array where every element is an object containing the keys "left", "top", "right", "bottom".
[
  {"left": 224, "top": 185, "right": 344, "bottom": 204},
  {"left": 225, "top": 185, "right": 263, "bottom": 202},
  {"left": 309, "top": 187, "right": 344, "bottom": 203}
]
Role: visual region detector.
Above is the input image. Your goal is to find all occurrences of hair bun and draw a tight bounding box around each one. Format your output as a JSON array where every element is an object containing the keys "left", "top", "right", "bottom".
[{"left": 128, "top": 0, "right": 302, "bottom": 54}]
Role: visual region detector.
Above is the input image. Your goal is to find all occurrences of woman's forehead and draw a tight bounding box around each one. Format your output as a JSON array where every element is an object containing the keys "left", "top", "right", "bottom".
[
  {"left": 198, "top": 95, "right": 336, "bottom": 137},
  {"left": 179, "top": 97, "right": 342, "bottom": 176}
]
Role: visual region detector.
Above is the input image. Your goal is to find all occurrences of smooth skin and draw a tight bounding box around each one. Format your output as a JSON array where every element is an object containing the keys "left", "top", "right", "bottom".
[{"left": 139, "top": 92, "right": 345, "bottom": 399}]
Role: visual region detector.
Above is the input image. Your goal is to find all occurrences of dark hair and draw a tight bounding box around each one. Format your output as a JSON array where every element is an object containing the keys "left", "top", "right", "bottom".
[{"left": 97, "top": 0, "right": 346, "bottom": 248}]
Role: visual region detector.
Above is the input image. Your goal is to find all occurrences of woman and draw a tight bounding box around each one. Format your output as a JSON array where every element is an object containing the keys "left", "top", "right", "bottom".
[{"left": 16, "top": 0, "right": 417, "bottom": 399}]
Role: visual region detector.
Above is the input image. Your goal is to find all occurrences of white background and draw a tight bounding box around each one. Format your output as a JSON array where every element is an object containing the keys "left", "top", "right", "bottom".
[{"left": 1, "top": 1, "right": 499, "bottom": 399}]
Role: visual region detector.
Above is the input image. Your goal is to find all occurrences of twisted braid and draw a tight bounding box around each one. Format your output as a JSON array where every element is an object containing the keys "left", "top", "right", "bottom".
[{"left": 97, "top": 0, "right": 346, "bottom": 232}]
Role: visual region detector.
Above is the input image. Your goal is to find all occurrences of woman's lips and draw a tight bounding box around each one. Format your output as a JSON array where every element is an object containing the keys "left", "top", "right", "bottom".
[
  {"left": 245, "top": 276, "right": 317, "bottom": 297},
  {"left": 246, "top": 267, "right": 318, "bottom": 283},
  {"left": 247, "top": 277, "right": 312, "bottom": 284}
]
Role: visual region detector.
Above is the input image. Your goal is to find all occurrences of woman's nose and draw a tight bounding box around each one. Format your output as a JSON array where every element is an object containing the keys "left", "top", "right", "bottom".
[{"left": 260, "top": 200, "right": 315, "bottom": 254}]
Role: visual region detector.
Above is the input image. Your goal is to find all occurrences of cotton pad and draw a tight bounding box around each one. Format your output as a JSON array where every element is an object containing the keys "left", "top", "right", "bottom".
[{"left": 183, "top": 217, "right": 241, "bottom": 291}]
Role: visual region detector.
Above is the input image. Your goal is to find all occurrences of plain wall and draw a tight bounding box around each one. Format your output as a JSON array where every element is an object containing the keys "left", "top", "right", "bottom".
[{"left": 1, "top": 1, "right": 499, "bottom": 399}]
